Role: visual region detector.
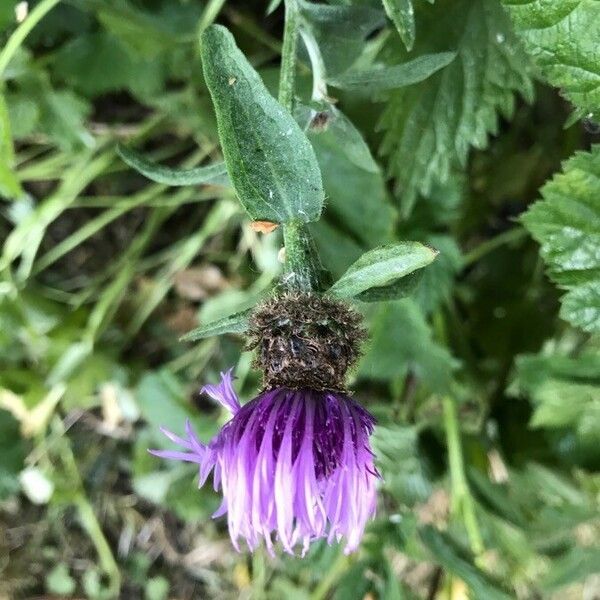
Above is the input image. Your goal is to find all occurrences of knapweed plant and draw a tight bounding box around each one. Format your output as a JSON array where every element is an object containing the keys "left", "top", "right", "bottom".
[
  {"left": 1, "top": 0, "right": 600, "bottom": 597},
  {"left": 124, "top": 24, "right": 439, "bottom": 556}
]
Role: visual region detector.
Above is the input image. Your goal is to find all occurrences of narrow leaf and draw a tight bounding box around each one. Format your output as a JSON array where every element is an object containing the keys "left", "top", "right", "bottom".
[
  {"left": 382, "top": 0, "right": 416, "bottom": 51},
  {"left": 328, "top": 242, "right": 437, "bottom": 300},
  {"left": 329, "top": 52, "right": 455, "bottom": 91},
  {"left": 180, "top": 310, "right": 250, "bottom": 342},
  {"left": 117, "top": 144, "right": 229, "bottom": 186},
  {"left": 200, "top": 25, "right": 324, "bottom": 223}
]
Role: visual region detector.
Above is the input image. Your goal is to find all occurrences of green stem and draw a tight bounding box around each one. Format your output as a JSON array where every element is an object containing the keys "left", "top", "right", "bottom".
[
  {"left": 278, "top": 0, "right": 299, "bottom": 113},
  {"left": 282, "top": 220, "right": 323, "bottom": 292},
  {"left": 197, "top": 0, "right": 227, "bottom": 34},
  {"left": 299, "top": 26, "right": 328, "bottom": 102},
  {"left": 59, "top": 431, "right": 121, "bottom": 596},
  {"left": 0, "top": 0, "right": 62, "bottom": 79},
  {"left": 462, "top": 227, "right": 527, "bottom": 267},
  {"left": 310, "top": 552, "right": 350, "bottom": 600},
  {"left": 442, "top": 396, "right": 484, "bottom": 558},
  {"left": 278, "top": 0, "right": 322, "bottom": 293}
]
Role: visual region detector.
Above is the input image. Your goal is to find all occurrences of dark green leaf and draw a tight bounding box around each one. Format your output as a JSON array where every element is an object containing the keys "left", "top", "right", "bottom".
[
  {"left": 503, "top": 0, "right": 600, "bottom": 116},
  {"left": 201, "top": 25, "right": 324, "bottom": 223},
  {"left": 117, "top": 144, "right": 229, "bottom": 187},
  {"left": 0, "top": 409, "right": 25, "bottom": 500},
  {"left": 328, "top": 242, "right": 438, "bottom": 300},
  {"left": 359, "top": 299, "right": 457, "bottom": 391},
  {"left": 380, "top": 0, "right": 533, "bottom": 216},
  {"left": 329, "top": 52, "right": 455, "bottom": 91},
  {"left": 299, "top": 2, "right": 385, "bottom": 76}
]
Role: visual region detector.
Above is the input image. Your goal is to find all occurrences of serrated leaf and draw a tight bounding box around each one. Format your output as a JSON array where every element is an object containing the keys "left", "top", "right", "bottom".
[
  {"left": 200, "top": 25, "right": 324, "bottom": 223},
  {"left": 328, "top": 242, "right": 437, "bottom": 300},
  {"left": 503, "top": 0, "right": 600, "bottom": 116},
  {"left": 379, "top": 0, "right": 533, "bottom": 216},
  {"left": 117, "top": 144, "right": 229, "bottom": 187},
  {"left": 329, "top": 52, "right": 455, "bottom": 91},
  {"left": 180, "top": 310, "right": 250, "bottom": 342},
  {"left": 521, "top": 145, "right": 600, "bottom": 332}
]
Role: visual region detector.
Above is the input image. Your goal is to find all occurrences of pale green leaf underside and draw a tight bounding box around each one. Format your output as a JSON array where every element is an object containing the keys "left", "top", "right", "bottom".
[
  {"left": 381, "top": 0, "right": 435, "bottom": 51},
  {"left": 382, "top": 0, "right": 417, "bottom": 50},
  {"left": 180, "top": 310, "right": 250, "bottom": 341},
  {"left": 380, "top": 0, "right": 533, "bottom": 216},
  {"left": 328, "top": 51, "right": 455, "bottom": 91},
  {"left": 503, "top": 0, "right": 600, "bottom": 115},
  {"left": 117, "top": 144, "right": 229, "bottom": 186},
  {"left": 200, "top": 25, "right": 324, "bottom": 224},
  {"left": 327, "top": 242, "right": 438, "bottom": 300},
  {"left": 521, "top": 145, "right": 600, "bottom": 332}
]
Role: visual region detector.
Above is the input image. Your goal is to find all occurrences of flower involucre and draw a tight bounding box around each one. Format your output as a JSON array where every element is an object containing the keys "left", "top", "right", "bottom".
[{"left": 152, "top": 370, "right": 379, "bottom": 555}]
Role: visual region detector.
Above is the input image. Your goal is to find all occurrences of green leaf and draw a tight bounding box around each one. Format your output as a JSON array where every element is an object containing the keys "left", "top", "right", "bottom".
[
  {"left": 379, "top": 0, "right": 533, "bottom": 216},
  {"left": 135, "top": 370, "right": 217, "bottom": 445},
  {"left": 0, "top": 409, "right": 25, "bottom": 500},
  {"left": 329, "top": 52, "right": 455, "bottom": 91},
  {"left": 0, "top": 93, "right": 22, "bottom": 199},
  {"left": 542, "top": 546, "right": 600, "bottom": 591},
  {"left": 503, "top": 0, "right": 600, "bottom": 116},
  {"left": 420, "top": 526, "right": 512, "bottom": 600},
  {"left": 511, "top": 346, "right": 600, "bottom": 449},
  {"left": 382, "top": 0, "right": 417, "bottom": 51},
  {"left": 117, "top": 144, "right": 229, "bottom": 187},
  {"left": 299, "top": 2, "right": 385, "bottom": 77},
  {"left": 372, "top": 424, "right": 432, "bottom": 506},
  {"left": 328, "top": 242, "right": 438, "bottom": 300},
  {"left": 46, "top": 563, "right": 76, "bottom": 596},
  {"left": 299, "top": 104, "right": 396, "bottom": 253},
  {"left": 53, "top": 31, "right": 166, "bottom": 98},
  {"left": 200, "top": 25, "right": 324, "bottom": 223},
  {"left": 180, "top": 310, "right": 250, "bottom": 342},
  {"left": 359, "top": 299, "right": 457, "bottom": 391},
  {"left": 521, "top": 145, "right": 600, "bottom": 332}
]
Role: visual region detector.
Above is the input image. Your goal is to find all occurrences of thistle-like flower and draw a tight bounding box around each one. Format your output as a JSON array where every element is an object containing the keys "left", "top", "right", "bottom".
[{"left": 151, "top": 292, "right": 379, "bottom": 555}]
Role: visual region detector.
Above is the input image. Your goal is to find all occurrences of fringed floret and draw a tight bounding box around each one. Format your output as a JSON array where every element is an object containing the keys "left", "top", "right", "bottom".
[{"left": 151, "top": 373, "right": 379, "bottom": 555}]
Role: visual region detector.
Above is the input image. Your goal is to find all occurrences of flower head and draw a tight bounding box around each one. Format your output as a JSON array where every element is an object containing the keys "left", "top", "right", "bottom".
[{"left": 151, "top": 370, "right": 379, "bottom": 555}]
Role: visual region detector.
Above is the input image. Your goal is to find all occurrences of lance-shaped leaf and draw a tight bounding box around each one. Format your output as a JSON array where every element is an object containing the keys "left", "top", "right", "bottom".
[
  {"left": 200, "top": 25, "right": 324, "bottom": 224},
  {"left": 180, "top": 310, "right": 250, "bottom": 342},
  {"left": 327, "top": 242, "right": 438, "bottom": 300},
  {"left": 329, "top": 52, "right": 455, "bottom": 91},
  {"left": 117, "top": 145, "right": 229, "bottom": 186}
]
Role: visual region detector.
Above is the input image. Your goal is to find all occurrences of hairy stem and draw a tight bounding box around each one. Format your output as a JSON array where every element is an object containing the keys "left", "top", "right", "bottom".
[
  {"left": 278, "top": 0, "right": 299, "bottom": 113},
  {"left": 282, "top": 220, "right": 324, "bottom": 292},
  {"left": 442, "top": 395, "right": 484, "bottom": 558}
]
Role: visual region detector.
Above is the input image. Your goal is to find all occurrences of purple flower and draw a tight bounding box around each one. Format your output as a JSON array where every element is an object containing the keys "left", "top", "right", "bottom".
[{"left": 151, "top": 369, "right": 379, "bottom": 555}]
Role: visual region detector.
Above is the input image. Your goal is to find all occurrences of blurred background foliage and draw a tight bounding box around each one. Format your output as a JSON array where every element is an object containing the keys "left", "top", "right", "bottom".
[{"left": 0, "top": 0, "right": 599, "bottom": 598}]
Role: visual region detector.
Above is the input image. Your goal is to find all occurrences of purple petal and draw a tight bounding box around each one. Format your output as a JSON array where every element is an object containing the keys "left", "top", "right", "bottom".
[{"left": 201, "top": 368, "right": 240, "bottom": 415}]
